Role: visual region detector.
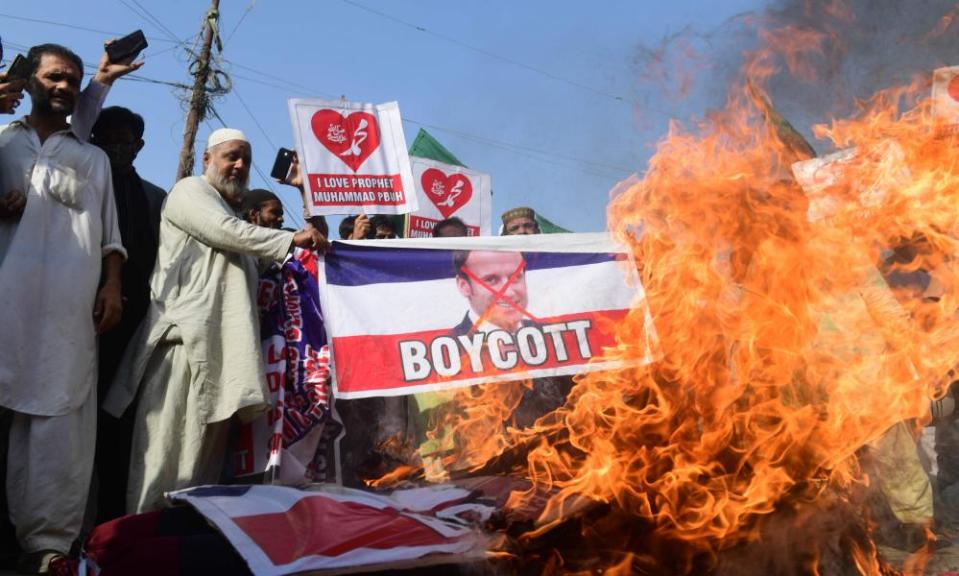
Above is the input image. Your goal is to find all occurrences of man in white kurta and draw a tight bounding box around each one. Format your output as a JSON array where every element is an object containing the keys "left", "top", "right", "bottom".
[
  {"left": 104, "top": 129, "right": 327, "bottom": 513},
  {"left": 0, "top": 44, "right": 126, "bottom": 566}
]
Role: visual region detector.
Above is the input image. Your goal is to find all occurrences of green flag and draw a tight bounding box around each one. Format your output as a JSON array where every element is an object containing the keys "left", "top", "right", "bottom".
[
  {"left": 747, "top": 79, "right": 817, "bottom": 163},
  {"left": 409, "top": 129, "right": 466, "bottom": 167},
  {"left": 397, "top": 129, "right": 467, "bottom": 238},
  {"left": 535, "top": 213, "right": 571, "bottom": 234}
]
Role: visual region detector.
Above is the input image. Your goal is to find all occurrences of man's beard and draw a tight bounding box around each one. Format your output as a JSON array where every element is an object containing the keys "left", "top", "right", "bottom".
[
  {"left": 204, "top": 163, "right": 248, "bottom": 206},
  {"left": 29, "top": 80, "right": 74, "bottom": 116}
]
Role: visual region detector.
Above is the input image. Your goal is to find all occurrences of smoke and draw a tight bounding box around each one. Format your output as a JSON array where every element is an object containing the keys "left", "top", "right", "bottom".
[{"left": 633, "top": 0, "right": 959, "bottom": 155}]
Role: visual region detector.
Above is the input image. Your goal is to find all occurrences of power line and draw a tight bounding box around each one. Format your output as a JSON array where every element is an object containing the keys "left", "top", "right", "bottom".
[
  {"left": 142, "top": 36, "right": 196, "bottom": 61},
  {"left": 232, "top": 85, "right": 276, "bottom": 149},
  {"left": 1, "top": 12, "right": 632, "bottom": 181},
  {"left": 5, "top": 30, "right": 186, "bottom": 69},
  {"left": 66, "top": 58, "right": 190, "bottom": 91},
  {"left": 115, "top": 0, "right": 198, "bottom": 68},
  {"left": 224, "top": 0, "right": 256, "bottom": 46},
  {"left": 223, "top": 59, "right": 337, "bottom": 99},
  {"left": 401, "top": 116, "right": 632, "bottom": 175},
  {"left": 228, "top": 71, "right": 315, "bottom": 97},
  {"left": 116, "top": 73, "right": 190, "bottom": 89},
  {"left": 127, "top": 0, "right": 182, "bottom": 43},
  {"left": 338, "top": 0, "right": 634, "bottom": 107},
  {"left": 222, "top": 68, "right": 631, "bottom": 179},
  {"left": 0, "top": 12, "right": 178, "bottom": 44},
  {"left": 2, "top": 38, "right": 189, "bottom": 89},
  {"left": 106, "top": 72, "right": 189, "bottom": 89}
]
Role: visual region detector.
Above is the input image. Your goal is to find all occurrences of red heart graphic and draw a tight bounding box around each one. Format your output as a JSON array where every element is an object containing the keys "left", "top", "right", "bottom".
[
  {"left": 421, "top": 168, "right": 473, "bottom": 218},
  {"left": 311, "top": 110, "right": 380, "bottom": 172},
  {"left": 949, "top": 74, "right": 959, "bottom": 103}
]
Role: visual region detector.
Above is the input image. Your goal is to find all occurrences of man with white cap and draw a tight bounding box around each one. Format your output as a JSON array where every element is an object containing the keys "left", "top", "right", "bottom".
[{"left": 104, "top": 128, "right": 328, "bottom": 513}]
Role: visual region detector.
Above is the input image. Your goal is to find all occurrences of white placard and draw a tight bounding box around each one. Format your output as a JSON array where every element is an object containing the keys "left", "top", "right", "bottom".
[
  {"left": 289, "top": 99, "right": 417, "bottom": 215},
  {"left": 791, "top": 141, "right": 908, "bottom": 222},
  {"left": 407, "top": 157, "right": 492, "bottom": 237}
]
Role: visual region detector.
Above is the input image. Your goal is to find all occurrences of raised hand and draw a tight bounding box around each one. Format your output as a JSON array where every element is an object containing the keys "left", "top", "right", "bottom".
[{"left": 93, "top": 40, "right": 145, "bottom": 86}]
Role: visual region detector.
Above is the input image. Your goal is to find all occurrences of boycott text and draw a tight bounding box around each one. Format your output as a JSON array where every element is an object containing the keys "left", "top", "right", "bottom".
[{"left": 398, "top": 320, "right": 593, "bottom": 381}]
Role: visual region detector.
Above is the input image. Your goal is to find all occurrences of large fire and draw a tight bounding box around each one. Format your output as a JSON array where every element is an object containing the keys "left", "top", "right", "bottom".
[{"left": 373, "top": 3, "right": 959, "bottom": 574}]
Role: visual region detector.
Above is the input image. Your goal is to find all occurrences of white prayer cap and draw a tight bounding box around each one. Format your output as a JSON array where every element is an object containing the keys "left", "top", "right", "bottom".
[{"left": 206, "top": 128, "right": 249, "bottom": 150}]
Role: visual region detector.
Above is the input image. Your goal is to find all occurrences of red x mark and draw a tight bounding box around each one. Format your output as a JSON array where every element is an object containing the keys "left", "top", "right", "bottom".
[{"left": 460, "top": 259, "right": 538, "bottom": 333}]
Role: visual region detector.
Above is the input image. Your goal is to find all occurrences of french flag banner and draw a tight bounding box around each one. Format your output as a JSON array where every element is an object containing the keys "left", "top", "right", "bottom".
[
  {"left": 168, "top": 484, "right": 494, "bottom": 575},
  {"left": 317, "top": 233, "right": 659, "bottom": 399}
]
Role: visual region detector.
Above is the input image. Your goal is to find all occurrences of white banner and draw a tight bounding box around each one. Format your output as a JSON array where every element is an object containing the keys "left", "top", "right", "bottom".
[
  {"left": 407, "top": 157, "right": 492, "bottom": 237},
  {"left": 167, "top": 484, "right": 492, "bottom": 576},
  {"left": 791, "top": 141, "right": 909, "bottom": 222},
  {"left": 289, "top": 99, "right": 417, "bottom": 215}
]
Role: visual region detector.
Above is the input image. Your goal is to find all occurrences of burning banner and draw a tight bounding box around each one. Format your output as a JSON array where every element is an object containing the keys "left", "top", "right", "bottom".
[
  {"left": 316, "top": 234, "right": 658, "bottom": 399},
  {"left": 289, "top": 98, "right": 417, "bottom": 216},
  {"left": 352, "top": 58, "right": 959, "bottom": 576},
  {"left": 791, "top": 141, "right": 911, "bottom": 223},
  {"left": 429, "top": 81, "right": 959, "bottom": 573}
]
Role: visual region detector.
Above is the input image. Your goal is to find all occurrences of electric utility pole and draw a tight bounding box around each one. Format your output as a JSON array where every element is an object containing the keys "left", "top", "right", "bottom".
[{"left": 176, "top": 0, "right": 221, "bottom": 180}]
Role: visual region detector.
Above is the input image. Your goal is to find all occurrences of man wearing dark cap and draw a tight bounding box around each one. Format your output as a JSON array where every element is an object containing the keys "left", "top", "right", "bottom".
[
  {"left": 242, "top": 188, "right": 285, "bottom": 229},
  {"left": 501, "top": 206, "right": 540, "bottom": 235}
]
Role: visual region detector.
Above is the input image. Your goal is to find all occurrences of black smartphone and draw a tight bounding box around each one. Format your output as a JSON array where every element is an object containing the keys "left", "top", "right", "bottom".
[
  {"left": 6, "top": 54, "right": 29, "bottom": 82},
  {"left": 271, "top": 147, "right": 295, "bottom": 181},
  {"left": 106, "top": 29, "right": 148, "bottom": 63}
]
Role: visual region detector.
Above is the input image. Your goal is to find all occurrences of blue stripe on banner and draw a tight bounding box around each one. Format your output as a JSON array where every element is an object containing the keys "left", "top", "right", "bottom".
[{"left": 325, "top": 243, "right": 624, "bottom": 287}]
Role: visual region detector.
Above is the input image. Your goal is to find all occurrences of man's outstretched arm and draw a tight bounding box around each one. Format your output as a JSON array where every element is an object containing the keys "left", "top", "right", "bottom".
[{"left": 72, "top": 40, "right": 144, "bottom": 142}]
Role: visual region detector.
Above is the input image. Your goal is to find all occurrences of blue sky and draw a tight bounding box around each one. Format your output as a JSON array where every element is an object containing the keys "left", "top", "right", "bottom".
[{"left": 0, "top": 0, "right": 767, "bottom": 232}]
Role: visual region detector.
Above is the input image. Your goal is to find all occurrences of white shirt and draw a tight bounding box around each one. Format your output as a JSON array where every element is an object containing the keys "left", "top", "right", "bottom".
[
  {"left": 0, "top": 118, "right": 126, "bottom": 415},
  {"left": 467, "top": 309, "right": 501, "bottom": 334},
  {"left": 104, "top": 176, "right": 294, "bottom": 424}
]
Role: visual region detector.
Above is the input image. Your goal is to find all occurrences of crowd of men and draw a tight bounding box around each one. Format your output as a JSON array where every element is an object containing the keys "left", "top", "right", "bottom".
[{"left": 0, "top": 40, "right": 548, "bottom": 574}]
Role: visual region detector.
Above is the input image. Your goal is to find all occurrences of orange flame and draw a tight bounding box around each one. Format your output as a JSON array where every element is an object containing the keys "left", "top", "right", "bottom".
[{"left": 377, "top": 5, "right": 959, "bottom": 574}]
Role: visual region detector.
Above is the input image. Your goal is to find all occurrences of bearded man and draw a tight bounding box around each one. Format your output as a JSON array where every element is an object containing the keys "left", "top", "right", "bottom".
[{"left": 104, "top": 128, "right": 328, "bottom": 513}]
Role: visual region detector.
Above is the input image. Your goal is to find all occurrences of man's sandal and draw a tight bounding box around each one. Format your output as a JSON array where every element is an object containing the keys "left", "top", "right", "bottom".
[{"left": 15, "top": 550, "right": 67, "bottom": 575}]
